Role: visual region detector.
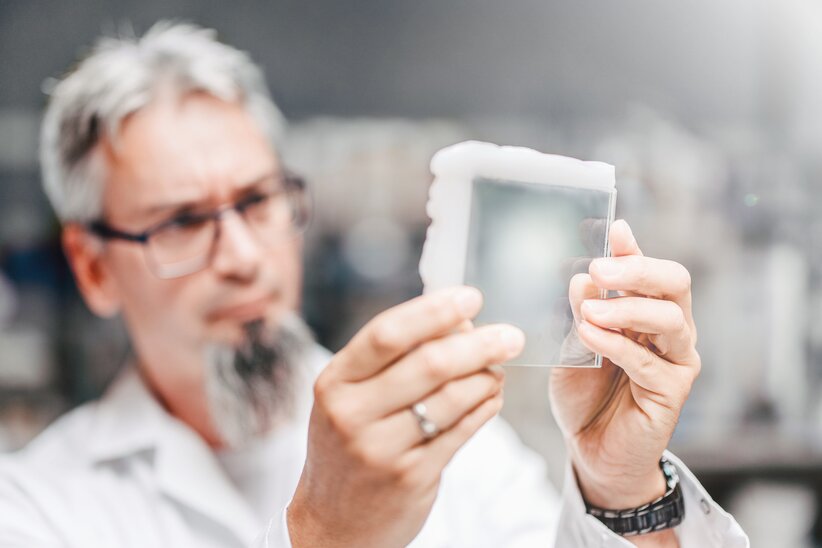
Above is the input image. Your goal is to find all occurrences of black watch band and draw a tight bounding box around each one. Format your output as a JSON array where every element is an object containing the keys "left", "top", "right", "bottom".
[{"left": 583, "top": 457, "right": 685, "bottom": 537}]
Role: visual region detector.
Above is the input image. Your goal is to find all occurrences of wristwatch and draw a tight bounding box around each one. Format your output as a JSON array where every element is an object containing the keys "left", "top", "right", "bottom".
[{"left": 583, "top": 457, "right": 685, "bottom": 537}]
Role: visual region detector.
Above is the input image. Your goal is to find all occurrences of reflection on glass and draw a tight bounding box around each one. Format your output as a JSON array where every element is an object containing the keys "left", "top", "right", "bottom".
[{"left": 464, "top": 177, "right": 614, "bottom": 366}]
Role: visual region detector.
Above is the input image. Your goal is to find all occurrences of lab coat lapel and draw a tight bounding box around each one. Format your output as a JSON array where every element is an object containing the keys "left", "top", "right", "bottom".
[{"left": 154, "top": 418, "right": 260, "bottom": 544}]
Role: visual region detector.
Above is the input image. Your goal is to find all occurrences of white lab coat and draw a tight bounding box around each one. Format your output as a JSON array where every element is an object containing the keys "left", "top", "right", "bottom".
[{"left": 0, "top": 345, "right": 748, "bottom": 547}]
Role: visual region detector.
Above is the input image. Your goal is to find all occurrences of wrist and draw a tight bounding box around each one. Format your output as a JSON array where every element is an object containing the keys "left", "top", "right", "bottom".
[
  {"left": 579, "top": 456, "right": 685, "bottom": 542},
  {"left": 287, "top": 496, "right": 335, "bottom": 548},
  {"left": 574, "top": 461, "right": 668, "bottom": 510}
]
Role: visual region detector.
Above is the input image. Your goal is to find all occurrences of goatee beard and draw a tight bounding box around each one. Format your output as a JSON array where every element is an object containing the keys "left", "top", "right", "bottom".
[{"left": 204, "top": 312, "right": 314, "bottom": 448}]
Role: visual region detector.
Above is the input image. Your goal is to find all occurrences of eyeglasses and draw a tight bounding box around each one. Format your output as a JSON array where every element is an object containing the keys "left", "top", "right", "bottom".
[{"left": 88, "top": 171, "right": 310, "bottom": 279}]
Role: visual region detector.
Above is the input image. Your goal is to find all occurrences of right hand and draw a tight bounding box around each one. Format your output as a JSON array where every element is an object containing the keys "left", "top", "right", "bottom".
[{"left": 287, "top": 286, "right": 525, "bottom": 547}]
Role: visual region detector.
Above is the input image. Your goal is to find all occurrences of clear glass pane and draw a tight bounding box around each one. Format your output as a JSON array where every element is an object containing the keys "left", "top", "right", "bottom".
[{"left": 463, "top": 177, "right": 615, "bottom": 367}]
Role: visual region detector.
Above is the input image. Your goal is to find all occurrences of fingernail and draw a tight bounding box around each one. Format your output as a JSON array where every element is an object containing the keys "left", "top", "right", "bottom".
[
  {"left": 623, "top": 222, "right": 637, "bottom": 247},
  {"left": 592, "top": 258, "right": 625, "bottom": 278},
  {"left": 498, "top": 326, "right": 525, "bottom": 357},
  {"left": 453, "top": 286, "right": 483, "bottom": 318},
  {"left": 581, "top": 299, "right": 609, "bottom": 316},
  {"left": 614, "top": 219, "right": 638, "bottom": 249}
]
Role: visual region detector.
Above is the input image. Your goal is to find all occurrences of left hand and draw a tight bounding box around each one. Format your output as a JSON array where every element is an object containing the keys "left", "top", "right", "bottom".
[{"left": 550, "top": 219, "right": 701, "bottom": 511}]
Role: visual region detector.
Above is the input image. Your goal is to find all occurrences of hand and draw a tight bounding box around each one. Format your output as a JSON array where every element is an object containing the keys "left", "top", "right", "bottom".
[
  {"left": 550, "top": 220, "right": 700, "bottom": 515},
  {"left": 288, "top": 287, "right": 524, "bottom": 547}
]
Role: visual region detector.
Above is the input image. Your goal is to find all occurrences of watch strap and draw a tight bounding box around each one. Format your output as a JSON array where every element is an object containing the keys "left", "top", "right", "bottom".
[{"left": 584, "top": 457, "right": 685, "bottom": 536}]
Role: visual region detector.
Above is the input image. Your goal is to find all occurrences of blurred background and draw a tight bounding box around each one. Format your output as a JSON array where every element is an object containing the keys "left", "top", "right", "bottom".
[{"left": 2, "top": 0, "right": 822, "bottom": 544}]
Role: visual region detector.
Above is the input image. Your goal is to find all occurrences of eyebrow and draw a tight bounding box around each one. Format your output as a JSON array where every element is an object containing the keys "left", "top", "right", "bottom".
[{"left": 141, "top": 170, "right": 279, "bottom": 219}]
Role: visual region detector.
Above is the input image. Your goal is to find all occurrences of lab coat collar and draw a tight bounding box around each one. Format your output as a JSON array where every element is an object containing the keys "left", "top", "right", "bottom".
[
  {"left": 87, "top": 365, "right": 260, "bottom": 544},
  {"left": 86, "top": 367, "right": 162, "bottom": 461}
]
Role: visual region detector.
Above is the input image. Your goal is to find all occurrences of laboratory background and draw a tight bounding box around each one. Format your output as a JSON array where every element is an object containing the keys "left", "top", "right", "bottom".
[{"left": 2, "top": 1, "right": 821, "bottom": 545}]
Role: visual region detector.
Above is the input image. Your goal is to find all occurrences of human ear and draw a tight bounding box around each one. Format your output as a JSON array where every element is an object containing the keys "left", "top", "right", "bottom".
[{"left": 62, "top": 223, "right": 121, "bottom": 318}]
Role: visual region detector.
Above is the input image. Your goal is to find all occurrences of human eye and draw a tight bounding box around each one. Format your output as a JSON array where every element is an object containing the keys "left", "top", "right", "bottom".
[
  {"left": 236, "top": 191, "right": 270, "bottom": 211},
  {"left": 236, "top": 189, "right": 281, "bottom": 223},
  {"left": 169, "top": 210, "right": 212, "bottom": 229}
]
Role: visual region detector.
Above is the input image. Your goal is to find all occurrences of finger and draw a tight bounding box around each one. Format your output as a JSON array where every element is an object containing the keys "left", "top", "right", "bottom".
[
  {"left": 569, "top": 220, "right": 640, "bottom": 321},
  {"left": 568, "top": 273, "right": 601, "bottom": 323},
  {"left": 410, "top": 393, "right": 504, "bottom": 486},
  {"left": 588, "top": 256, "right": 694, "bottom": 329},
  {"left": 362, "top": 324, "right": 523, "bottom": 418},
  {"left": 589, "top": 256, "right": 691, "bottom": 300},
  {"left": 609, "top": 219, "right": 643, "bottom": 257},
  {"left": 580, "top": 297, "right": 695, "bottom": 363},
  {"left": 605, "top": 220, "right": 644, "bottom": 301},
  {"left": 455, "top": 319, "right": 475, "bottom": 333},
  {"left": 362, "top": 370, "right": 503, "bottom": 453},
  {"left": 334, "top": 286, "right": 484, "bottom": 382},
  {"left": 577, "top": 319, "right": 683, "bottom": 396}
]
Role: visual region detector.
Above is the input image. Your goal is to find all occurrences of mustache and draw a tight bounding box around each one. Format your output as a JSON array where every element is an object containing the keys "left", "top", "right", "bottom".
[{"left": 202, "top": 276, "right": 284, "bottom": 319}]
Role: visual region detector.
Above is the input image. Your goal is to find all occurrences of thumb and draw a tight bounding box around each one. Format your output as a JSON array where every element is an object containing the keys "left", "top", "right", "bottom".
[{"left": 609, "top": 219, "right": 643, "bottom": 257}]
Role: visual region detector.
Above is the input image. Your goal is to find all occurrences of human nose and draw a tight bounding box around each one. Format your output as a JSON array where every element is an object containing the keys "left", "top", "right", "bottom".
[{"left": 210, "top": 208, "right": 262, "bottom": 282}]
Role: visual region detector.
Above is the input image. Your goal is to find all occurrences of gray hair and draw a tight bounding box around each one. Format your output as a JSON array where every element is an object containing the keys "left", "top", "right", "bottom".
[
  {"left": 204, "top": 312, "right": 315, "bottom": 448},
  {"left": 40, "top": 21, "right": 286, "bottom": 223}
]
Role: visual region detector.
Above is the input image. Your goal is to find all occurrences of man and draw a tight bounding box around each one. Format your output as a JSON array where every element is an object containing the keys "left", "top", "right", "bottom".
[{"left": 0, "top": 22, "right": 747, "bottom": 547}]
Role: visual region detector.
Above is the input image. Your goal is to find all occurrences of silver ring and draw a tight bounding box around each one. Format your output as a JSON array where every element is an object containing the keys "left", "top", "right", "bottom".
[{"left": 410, "top": 401, "right": 440, "bottom": 440}]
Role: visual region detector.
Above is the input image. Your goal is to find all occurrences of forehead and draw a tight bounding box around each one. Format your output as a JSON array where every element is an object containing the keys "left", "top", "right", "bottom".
[{"left": 101, "top": 93, "right": 279, "bottom": 222}]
